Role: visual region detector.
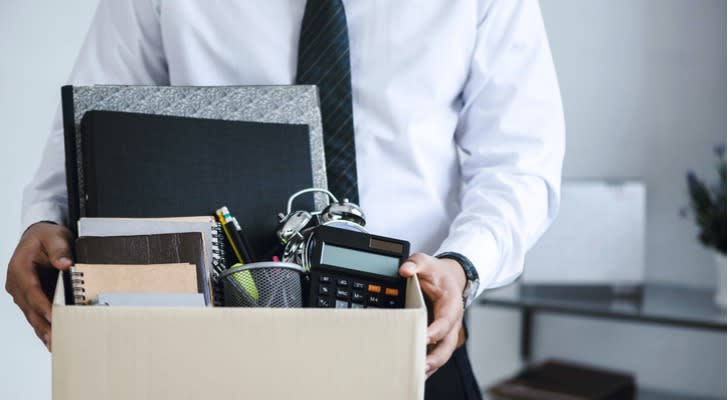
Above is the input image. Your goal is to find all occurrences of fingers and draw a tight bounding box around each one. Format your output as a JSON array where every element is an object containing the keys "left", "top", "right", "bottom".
[
  {"left": 425, "top": 294, "right": 463, "bottom": 378},
  {"left": 7, "top": 267, "right": 52, "bottom": 351},
  {"left": 426, "top": 323, "right": 460, "bottom": 378},
  {"left": 25, "top": 306, "right": 52, "bottom": 351},
  {"left": 8, "top": 256, "right": 53, "bottom": 349},
  {"left": 6, "top": 222, "right": 72, "bottom": 351},
  {"left": 400, "top": 253, "right": 467, "bottom": 378},
  {"left": 401, "top": 254, "right": 462, "bottom": 343},
  {"left": 25, "top": 279, "right": 53, "bottom": 327},
  {"left": 426, "top": 296, "right": 462, "bottom": 344}
]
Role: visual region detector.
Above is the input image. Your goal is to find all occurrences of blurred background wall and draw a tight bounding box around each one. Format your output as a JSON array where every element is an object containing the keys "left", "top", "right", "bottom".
[
  {"left": 0, "top": 2, "right": 98, "bottom": 399},
  {"left": 0, "top": 0, "right": 725, "bottom": 399},
  {"left": 470, "top": 0, "right": 726, "bottom": 398}
]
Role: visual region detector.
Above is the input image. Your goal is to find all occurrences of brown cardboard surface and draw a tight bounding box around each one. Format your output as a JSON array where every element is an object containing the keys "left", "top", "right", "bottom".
[{"left": 52, "top": 274, "right": 426, "bottom": 399}]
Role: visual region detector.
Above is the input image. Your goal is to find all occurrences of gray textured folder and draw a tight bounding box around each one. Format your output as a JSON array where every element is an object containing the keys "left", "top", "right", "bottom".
[{"left": 62, "top": 85, "right": 328, "bottom": 230}]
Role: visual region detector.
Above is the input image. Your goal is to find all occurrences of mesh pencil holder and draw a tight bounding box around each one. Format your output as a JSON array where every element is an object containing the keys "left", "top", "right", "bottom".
[{"left": 220, "top": 262, "right": 304, "bottom": 308}]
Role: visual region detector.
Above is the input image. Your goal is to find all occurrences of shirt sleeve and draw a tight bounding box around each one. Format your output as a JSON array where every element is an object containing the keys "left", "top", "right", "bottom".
[
  {"left": 21, "top": 0, "right": 168, "bottom": 234},
  {"left": 435, "top": 0, "right": 565, "bottom": 295}
]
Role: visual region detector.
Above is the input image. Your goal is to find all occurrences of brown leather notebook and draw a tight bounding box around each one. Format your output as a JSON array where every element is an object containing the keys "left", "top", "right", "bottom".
[
  {"left": 75, "top": 232, "right": 207, "bottom": 304},
  {"left": 70, "top": 263, "right": 198, "bottom": 305}
]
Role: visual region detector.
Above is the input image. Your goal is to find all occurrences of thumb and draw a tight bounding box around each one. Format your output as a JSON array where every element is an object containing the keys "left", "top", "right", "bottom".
[
  {"left": 399, "top": 253, "right": 432, "bottom": 278},
  {"left": 43, "top": 235, "right": 73, "bottom": 271},
  {"left": 399, "top": 259, "right": 418, "bottom": 277}
]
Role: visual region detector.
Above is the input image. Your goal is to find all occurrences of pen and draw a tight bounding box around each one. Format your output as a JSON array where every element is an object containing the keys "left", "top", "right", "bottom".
[
  {"left": 219, "top": 207, "right": 255, "bottom": 263},
  {"left": 216, "top": 209, "right": 246, "bottom": 264},
  {"left": 216, "top": 207, "right": 259, "bottom": 301}
]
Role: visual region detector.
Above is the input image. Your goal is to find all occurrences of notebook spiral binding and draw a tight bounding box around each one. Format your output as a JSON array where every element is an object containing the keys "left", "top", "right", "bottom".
[
  {"left": 70, "top": 269, "right": 87, "bottom": 304},
  {"left": 211, "top": 220, "right": 227, "bottom": 306}
]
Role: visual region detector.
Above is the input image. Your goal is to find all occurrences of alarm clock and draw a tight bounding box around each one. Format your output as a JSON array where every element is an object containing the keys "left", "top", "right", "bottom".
[{"left": 308, "top": 225, "right": 410, "bottom": 309}]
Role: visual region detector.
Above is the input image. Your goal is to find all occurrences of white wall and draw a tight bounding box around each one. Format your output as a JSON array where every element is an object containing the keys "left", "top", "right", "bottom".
[
  {"left": 0, "top": 1, "right": 98, "bottom": 399},
  {"left": 469, "top": 0, "right": 727, "bottom": 397},
  {"left": 1, "top": 0, "right": 725, "bottom": 399}
]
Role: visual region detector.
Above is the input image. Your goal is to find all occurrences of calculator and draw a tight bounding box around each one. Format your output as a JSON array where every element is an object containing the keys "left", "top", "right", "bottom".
[{"left": 307, "top": 225, "right": 410, "bottom": 309}]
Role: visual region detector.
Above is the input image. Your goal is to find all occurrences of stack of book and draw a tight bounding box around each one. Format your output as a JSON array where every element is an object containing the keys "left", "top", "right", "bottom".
[{"left": 72, "top": 216, "right": 227, "bottom": 307}]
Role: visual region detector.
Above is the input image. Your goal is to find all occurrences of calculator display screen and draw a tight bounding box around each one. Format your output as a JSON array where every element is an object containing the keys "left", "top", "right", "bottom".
[{"left": 320, "top": 243, "right": 401, "bottom": 278}]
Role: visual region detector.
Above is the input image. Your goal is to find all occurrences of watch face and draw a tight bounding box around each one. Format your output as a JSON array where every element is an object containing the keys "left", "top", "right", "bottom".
[
  {"left": 464, "top": 279, "right": 480, "bottom": 307},
  {"left": 463, "top": 280, "right": 473, "bottom": 298}
]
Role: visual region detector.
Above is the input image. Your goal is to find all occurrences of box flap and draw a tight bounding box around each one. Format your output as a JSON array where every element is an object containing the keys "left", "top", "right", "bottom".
[
  {"left": 53, "top": 271, "right": 65, "bottom": 306},
  {"left": 405, "top": 275, "right": 425, "bottom": 309}
]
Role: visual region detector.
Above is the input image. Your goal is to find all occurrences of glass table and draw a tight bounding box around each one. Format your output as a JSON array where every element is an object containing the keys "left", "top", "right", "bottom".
[{"left": 479, "top": 283, "right": 726, "bottom": 360}]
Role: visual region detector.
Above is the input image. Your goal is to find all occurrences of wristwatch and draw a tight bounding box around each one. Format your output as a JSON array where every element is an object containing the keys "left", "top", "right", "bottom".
[{"left": 436, "top": 252, "right": 480, "bottom": 307}]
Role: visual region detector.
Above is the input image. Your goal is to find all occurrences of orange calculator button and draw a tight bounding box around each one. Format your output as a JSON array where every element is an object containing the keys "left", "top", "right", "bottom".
[
  {"left": 385, "top": 288, "right": 399, "bottom": 297},
  {"left": 368, "top": 284, "right": 382, "bottom": 294}
]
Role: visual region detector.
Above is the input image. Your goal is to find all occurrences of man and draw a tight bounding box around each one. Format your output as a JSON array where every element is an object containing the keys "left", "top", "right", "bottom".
[{"left": 6, "top": 1, "right": 564, "bottom": 398}]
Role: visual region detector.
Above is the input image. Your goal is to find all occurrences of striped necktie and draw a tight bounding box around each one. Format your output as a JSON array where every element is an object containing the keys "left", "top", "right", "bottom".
[{"left": 295, "top": 0, "right": 359, "bottom": 204}]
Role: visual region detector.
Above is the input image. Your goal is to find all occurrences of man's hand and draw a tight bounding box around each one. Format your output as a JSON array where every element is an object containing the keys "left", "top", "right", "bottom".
[
  {"left": 399, "top": 253, "right": 467, "bottom": 378},
  {"left": 6, "top": 222, "right": 73, "bottom": 351}
]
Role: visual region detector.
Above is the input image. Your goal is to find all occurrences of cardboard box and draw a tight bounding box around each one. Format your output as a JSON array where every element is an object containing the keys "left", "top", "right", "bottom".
[{"left": 52, "top": 275, "right": 427, "bottom": 399}]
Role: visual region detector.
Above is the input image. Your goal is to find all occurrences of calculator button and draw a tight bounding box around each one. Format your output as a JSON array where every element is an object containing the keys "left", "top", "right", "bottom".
[
  {"left": 352, "top": 281, "right": 366, "bottom": 290},
  {"left": 367, "top": 294, "right": 381, "bottom": 306},
  {"left": 385, "top": 288, "right": 399, "bottom": 297},
  {"left": 318, "top": 286, "right": 330, "bottom": 296},
  {"left": 336, "top": 288, "right": 350, "bottom": 300},
  {"left": 335, "top": 300, "right": 349, "bottom": 309},
  {"left": 352, "top": 291, "right": 365, "bottom": 303},
  {"left": 337, "top": 278, "right": 350, "bottom": 287},
  {"left": 351, "top": 302, "right": 364, "bottom": 309},
  {"left": 319, "top": 275, "right": 332, "bottom": 283},
  {"left": 317, "top": 297, "right": 331, "bottom": 307},
  {"left": 368, "top": 284, "right": 382, "bottom": 294}
]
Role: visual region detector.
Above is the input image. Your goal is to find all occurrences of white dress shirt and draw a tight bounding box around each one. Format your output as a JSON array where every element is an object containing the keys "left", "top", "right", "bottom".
[{"left": 22, "top": 0, "right": 564, "bottom": 297}]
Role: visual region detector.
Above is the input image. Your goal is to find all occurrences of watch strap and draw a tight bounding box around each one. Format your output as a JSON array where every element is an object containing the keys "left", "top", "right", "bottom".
[{"left": 436, "top": 251, "right": 480, "bottom": 307}]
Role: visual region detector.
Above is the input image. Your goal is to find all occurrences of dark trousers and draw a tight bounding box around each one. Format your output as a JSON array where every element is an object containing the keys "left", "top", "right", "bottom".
[{"left": 425, "top": 344, "right": 483, "bottom": 400}]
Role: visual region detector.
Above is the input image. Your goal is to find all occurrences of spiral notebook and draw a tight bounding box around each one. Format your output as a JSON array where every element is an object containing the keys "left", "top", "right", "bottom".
[{"left": 70, "top": 263, "right": 198, "bottom": 305}]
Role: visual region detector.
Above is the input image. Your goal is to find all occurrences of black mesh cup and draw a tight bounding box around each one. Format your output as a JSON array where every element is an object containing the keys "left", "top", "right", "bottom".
[{"left": 220, "top": 262, "right": 304, "bottom": 308}]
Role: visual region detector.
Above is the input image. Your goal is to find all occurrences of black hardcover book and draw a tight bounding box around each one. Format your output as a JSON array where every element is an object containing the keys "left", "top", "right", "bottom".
[{"left": 79, "top": 110, "right": 313, "bottom": 260}]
